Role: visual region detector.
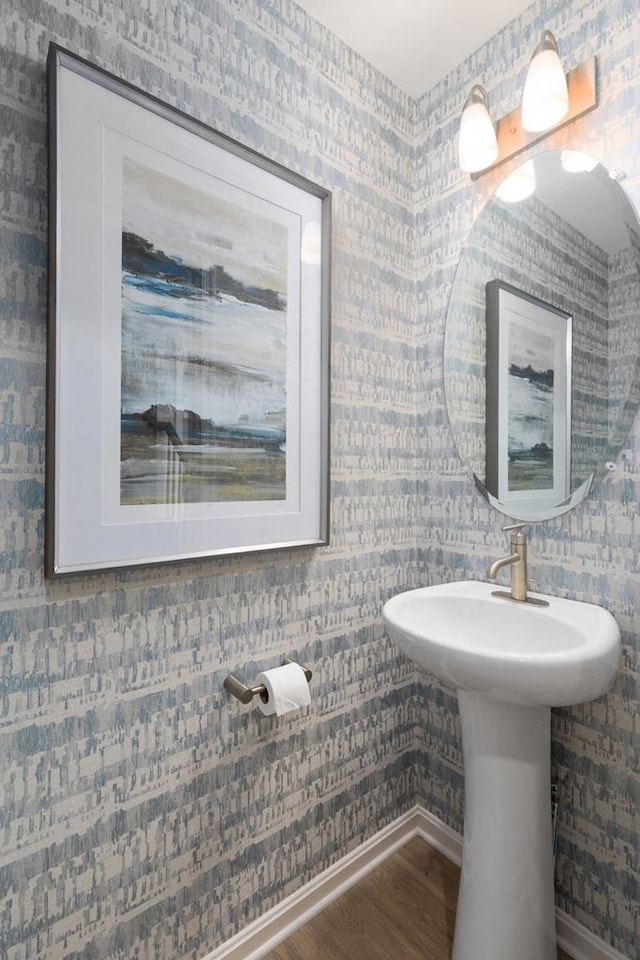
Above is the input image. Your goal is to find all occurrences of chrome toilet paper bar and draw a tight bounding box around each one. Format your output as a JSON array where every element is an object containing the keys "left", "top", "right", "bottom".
[{"left": 223, "top": 659, "right": 312, "bottom": 705}]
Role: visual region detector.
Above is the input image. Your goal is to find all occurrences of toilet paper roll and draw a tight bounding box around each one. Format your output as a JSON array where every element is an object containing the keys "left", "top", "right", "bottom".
[{"left": 255, "top": 662, "right": 311, "bottom": 717}]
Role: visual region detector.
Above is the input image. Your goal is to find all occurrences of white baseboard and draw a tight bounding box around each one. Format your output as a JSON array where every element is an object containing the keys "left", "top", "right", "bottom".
[
  {"left": 556, "top": 913, "right": 631, "bottom": 960},
  {"left": 203, "top": 806, "right": 444, "bottom": 960},
  {"left": 204, "top": 805, "right": 628, "bottom": 960}
]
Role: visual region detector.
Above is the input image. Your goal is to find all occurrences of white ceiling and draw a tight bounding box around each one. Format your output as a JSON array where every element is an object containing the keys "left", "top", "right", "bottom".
[{"left": 295, "top": 0, "right": 535, "bottom": 99}]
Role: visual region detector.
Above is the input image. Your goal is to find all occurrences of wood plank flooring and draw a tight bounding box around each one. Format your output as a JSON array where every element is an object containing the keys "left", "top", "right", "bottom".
[{"left": 264, "top": 837, "right": 571, "bottom": 960}]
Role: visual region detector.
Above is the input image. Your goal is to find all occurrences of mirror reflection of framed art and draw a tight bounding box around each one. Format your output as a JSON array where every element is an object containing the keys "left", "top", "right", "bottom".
[
  {"left": 443, "top": 150, "right": 640, "bottom": 521},
  {"left": 485, "top": 280, "right": 572, "bottom": 514}
]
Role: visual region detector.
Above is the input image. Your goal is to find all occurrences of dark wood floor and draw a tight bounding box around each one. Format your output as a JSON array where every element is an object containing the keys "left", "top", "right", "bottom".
[{"left": 264, "top": 837, "right": 572, "bottom": 960}]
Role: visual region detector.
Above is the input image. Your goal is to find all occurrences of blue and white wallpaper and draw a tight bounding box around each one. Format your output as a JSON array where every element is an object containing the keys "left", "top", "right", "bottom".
[
  {"left": 1, "top": 1, "right": 418, "bottom": 956},
  {"left": 415, "top": 0, "right": 639, "bottom": 955},
  {"left": 0, "top": 0, "right": 638, "bottom": 958}
]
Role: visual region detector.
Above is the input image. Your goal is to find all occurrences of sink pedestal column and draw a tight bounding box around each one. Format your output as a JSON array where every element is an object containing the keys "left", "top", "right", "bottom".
[{"left": 452, "top": 690, "right": 556, "bottom": 960}]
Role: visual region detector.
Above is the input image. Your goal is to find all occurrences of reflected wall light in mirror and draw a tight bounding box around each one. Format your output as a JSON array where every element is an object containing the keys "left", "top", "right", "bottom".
[
  {"left": 301, "top": 221, "right": 322, "bottom": 264},
  {"left": 495, "top": 159, "right": 536, "bottom": 203},
  {"left": 561, "top": 149, "right": 598, "bottom": 173},
  {"left": 457, "top": 31, "right": 597, "bottom": 177},
  {"left": 443, "top": 150, "right": 640, "bottom": 522}
]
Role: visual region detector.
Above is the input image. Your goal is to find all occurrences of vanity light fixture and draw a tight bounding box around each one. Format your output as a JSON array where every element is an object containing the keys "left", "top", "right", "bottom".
[
  {"left": 521, "top": 31, "right": 569, "bottom": 133},
  {"left": 458, "top": 31, "right": 597, "bottom": 179},
  {"left": 458, "top": 85, "right": 499, "bottom": 173}
]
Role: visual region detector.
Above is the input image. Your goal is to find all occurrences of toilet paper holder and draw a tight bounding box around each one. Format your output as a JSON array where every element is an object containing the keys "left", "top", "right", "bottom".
[{"left": 223, "top": 659, "right": 312, "bottom": 705}]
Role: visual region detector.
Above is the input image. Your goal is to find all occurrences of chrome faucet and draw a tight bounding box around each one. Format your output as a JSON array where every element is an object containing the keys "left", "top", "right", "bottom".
[{"left": 486, "top": 523, "right": 530, "bottom": 602}]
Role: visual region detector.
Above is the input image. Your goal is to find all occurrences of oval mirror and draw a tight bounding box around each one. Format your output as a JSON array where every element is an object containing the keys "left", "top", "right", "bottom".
[{"left": 444, "top": 149, "right": 640, "bottom": 521}]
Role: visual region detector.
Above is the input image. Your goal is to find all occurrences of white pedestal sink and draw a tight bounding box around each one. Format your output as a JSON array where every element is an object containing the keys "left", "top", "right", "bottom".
[{"left": 382, "top": 580, "right": 621, "bottom": 960}]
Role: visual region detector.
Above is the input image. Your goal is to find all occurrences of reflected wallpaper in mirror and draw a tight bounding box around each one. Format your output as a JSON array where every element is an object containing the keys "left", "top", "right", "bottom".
[{"left": 444, "top": 150, "right": 640, "bottom": 521}]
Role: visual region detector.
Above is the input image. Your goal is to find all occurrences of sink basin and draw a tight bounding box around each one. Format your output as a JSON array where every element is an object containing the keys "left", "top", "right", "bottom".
[
  {"left": 382, "top": 579, "right": 620, "bottom": 707},
  {"left": 383, "top": 579, "right": 621, "bottom": 960}
]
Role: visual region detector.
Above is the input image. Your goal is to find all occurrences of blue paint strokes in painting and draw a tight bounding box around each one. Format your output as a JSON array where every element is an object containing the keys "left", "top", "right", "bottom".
[
  {"left": 120, "top": 158, "right": 288, "bottom": 505},
  {"left": 507, "top": 327, "right": 555, "bottom": 491}
]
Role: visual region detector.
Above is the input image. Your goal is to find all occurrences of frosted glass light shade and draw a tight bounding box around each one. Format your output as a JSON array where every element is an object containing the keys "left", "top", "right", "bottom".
[
  {"left": 458, "top": 85, "right": 498, "bottom": 173},
  {"left": 561, "top": 150, "right": 598, "bottom": 173},
  {"left": 495, "top": 160, "right": 536, "bottom": 203},
  {"left": 521, "top": 31, "right": 569, "bottom": 133}
]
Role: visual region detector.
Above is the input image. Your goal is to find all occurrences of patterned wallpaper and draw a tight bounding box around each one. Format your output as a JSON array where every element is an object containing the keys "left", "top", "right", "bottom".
[
  {"left": 415, "top": 0, "right": 639, "bottom": 955},
  {"left": 608, "top": 229, "right": 640, "bottom": 462},
  {"left": 1, "top": 0, "right": 639, "bottom": 958},
  {"left": 444, "top": 190, "right": 611, "bottom": 489},
  {"left": 0, "top": 1, "right": 420, "bottom": 957}
]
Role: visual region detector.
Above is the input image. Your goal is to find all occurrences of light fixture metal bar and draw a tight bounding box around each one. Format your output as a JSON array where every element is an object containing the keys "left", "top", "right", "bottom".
[{"left": 471, "top": 55, "right": 597, "bottom": 180}]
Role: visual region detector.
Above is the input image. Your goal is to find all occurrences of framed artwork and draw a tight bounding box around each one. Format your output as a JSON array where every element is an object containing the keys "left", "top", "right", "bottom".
[
  {"left": 485, "top": 280, "right": 572, "bottom": 511},
  {"left": 46, "top": 45, "right": 331, "bottom": 575}
]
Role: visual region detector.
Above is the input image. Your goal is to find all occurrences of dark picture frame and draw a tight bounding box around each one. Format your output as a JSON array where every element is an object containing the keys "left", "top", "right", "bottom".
[
  {"left": 46, "top": 44, "right": 331, "bottom": 575},
  {"left": 485, "top": 280, "right": 572, "bottom": 512}
]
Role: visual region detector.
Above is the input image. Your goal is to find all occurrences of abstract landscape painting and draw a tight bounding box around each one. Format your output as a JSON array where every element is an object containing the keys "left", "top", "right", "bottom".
[
  {"left": 49, "top": 48, "right": 329, "bottom": 572},
  {"left": 506, "top": 324, "right": 555, "bottom": 491},
  {"left": 120, "top": 158, "right": 288, "bottom": 506}
]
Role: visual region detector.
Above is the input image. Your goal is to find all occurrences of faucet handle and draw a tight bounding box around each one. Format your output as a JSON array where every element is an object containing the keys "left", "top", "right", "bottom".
[{"left": 502, "top": 522, "right": 527, "bottom": 543}]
